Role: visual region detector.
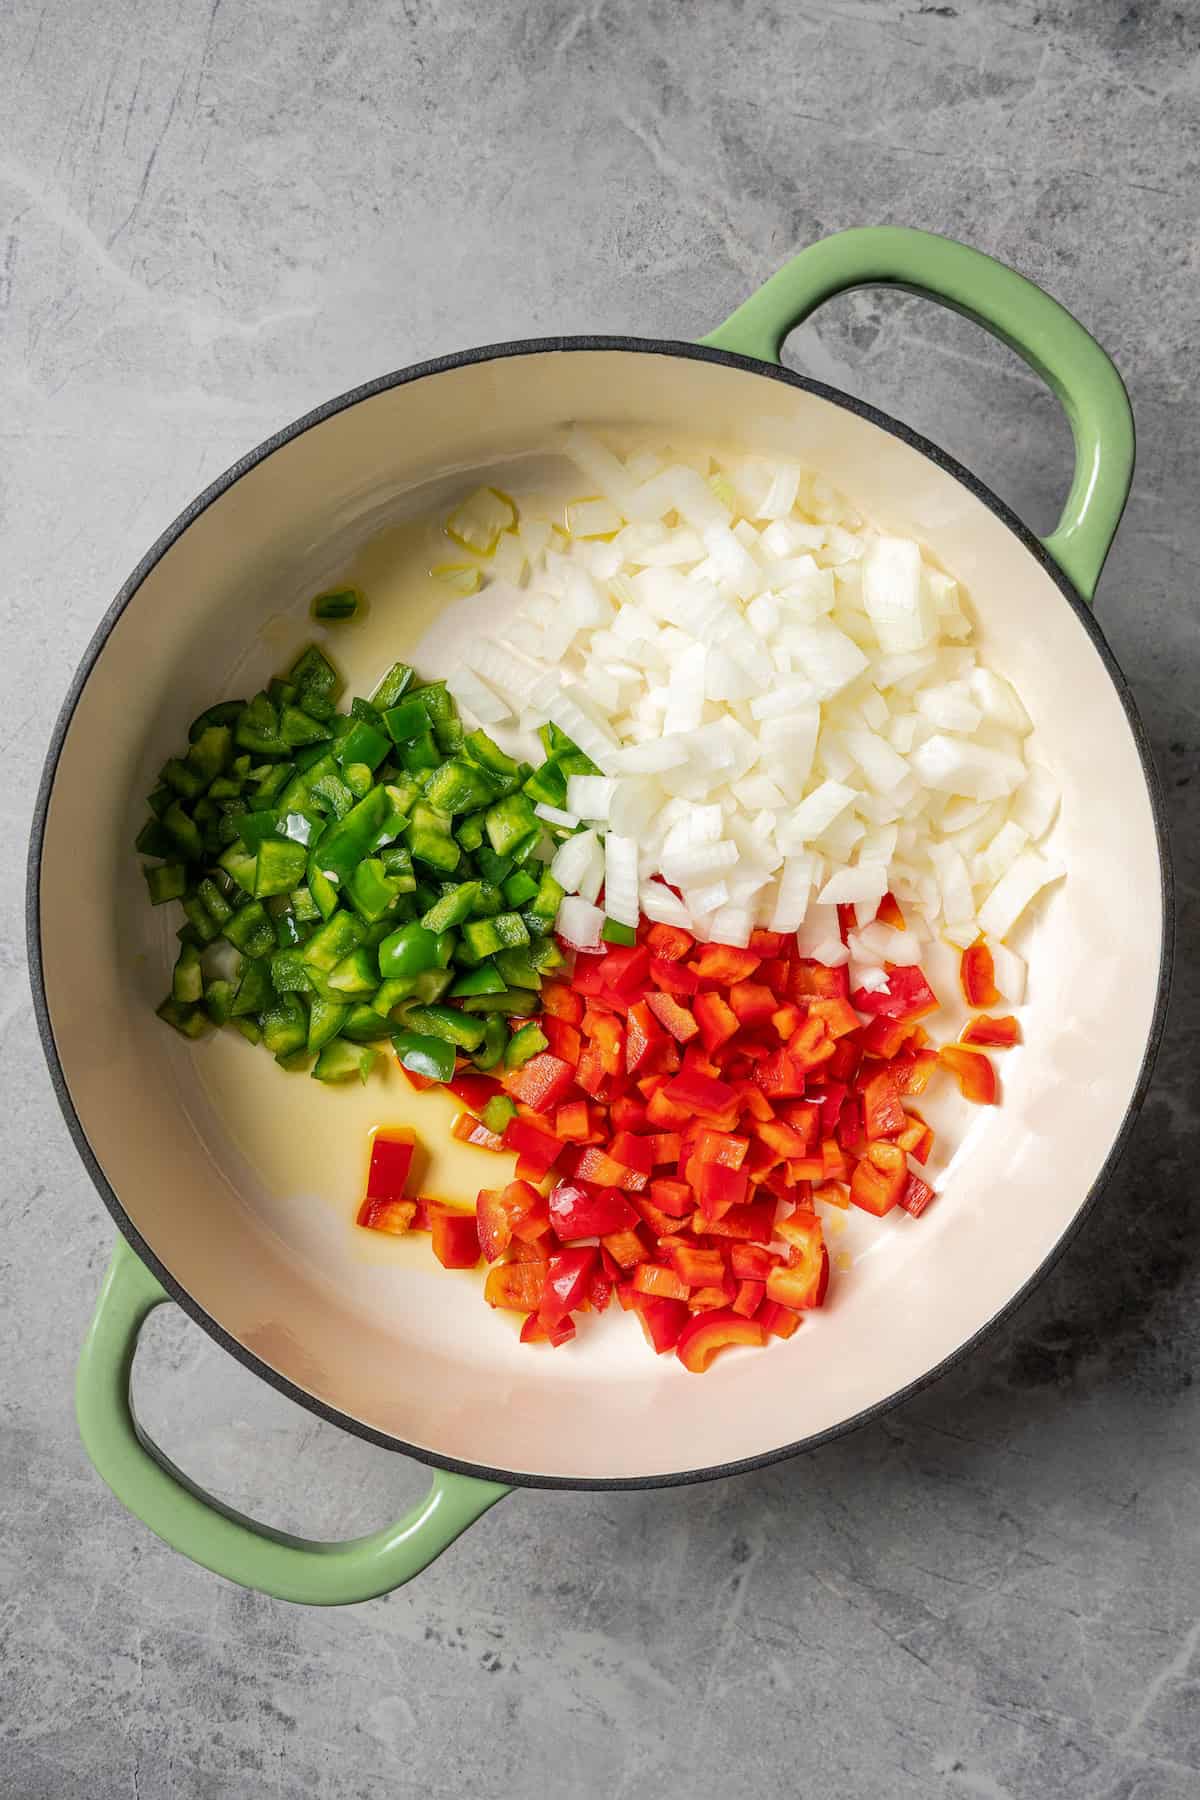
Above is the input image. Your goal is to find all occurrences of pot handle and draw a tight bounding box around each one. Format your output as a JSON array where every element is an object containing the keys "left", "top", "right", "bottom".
[
  {"left": 76, "top": 1236, "right": 509, "bottom": 1606},
  {"left": 702, "top": 225, "right": 1134, "bottom": 601}
]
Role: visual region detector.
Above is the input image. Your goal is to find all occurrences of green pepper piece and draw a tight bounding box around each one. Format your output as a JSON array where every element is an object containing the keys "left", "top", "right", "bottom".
[
  {"left": 312, "top": 1040, "right": 377, "bottom": 1083},
  {"left": 505, "top": 1021, "right": 549, "bottom": 1068},
  {"left": 253, "top": 837, "right": 308, "bottom": 899},
  {"left": 290, "top": 883, "right": 322, "bottom": 924},
  {"left": 288, "top": 644, "right": 341, "bottom": 702},
  {"left": 461, "top": 912, "right": 530, "bottom": 960},
  {"left": 448, "top": 962, "right": 506, "bottom": 998},
  {"left": 494, "top": 946, "right": 540, "bottom": 990},
  {"left": 306, "top": 857, "right": 340, "bottom": 921},
  {"left": 400, "top": 731, "right": 441, "bottom": 773},
  {"left": 188, "top": 699, "right": 246, "bottom": 742},
  {"left": 180, "top": 894, "right": 220, "bottom": 943},
  {"left": 602, "top": 917, "right": 638, "bottom": 946},
  {"left": 343, "top": 856, "right": 402, "bottom": 925},
  {"left": 412, "top": 967, "right": 455, "bottom": 1004},
  {"left": 310, "top": 773, "right": 354, "bottom": 819},
  {"left": 340, "top": 1003, "right": 394, "bottom": 1042},
  {"left": 484, "top": 793, "right": 538, "bottom": 857},
  {"left": 392, "top": 1029, "right": 456, "bottom": 1084},
  {"left": 378, "top": 921, "right": 441, "bottom": 980},
  {"left": 379, "top": 843, "right": 415, "bottom": 888},
  {"left": 160, "top": 756, "right": 208, "bottom": 801},
  {"left": 370, "top": 976, "right": 419, "bottom": 1016},
  {"left": 186, "top": 724, "right": 233, "bottom": 785},
  {"left": 424, "top": 759, "right": 500, "bottom": 817},
  {"left": 304, "top": 994, "right": 348, "bottom": 1052},
  {"left": 342, "top": 763, "right": 374, "bottom": 800},
  {"left": 172, "top": 944, "right": 204, "bottom": 1005},
  {"left": 471, "top": 1013, "right": 509, "bottom": 1071},
  {"left": 420, "top": 881, "right": 480, "bottom": 933},
  {"left": 408, "top": 825, "right": 461, "bottom": 874},
  {"left": 381, "top": 696, "right": 430, "bottom": 744},
  {"left": 146, "top": 785, "right": 173, "bottom": 820},
  {"left": 270, "top": 948, "right": 312, "bottom": 994},
  {"left": 470, "top": 881, "right": 503, "bottom": 918},
  {"left": 143, "top": 862, "right": 187, "bottom": 905},
  {"left": 311, "top": 587, "right": 360, "bottom": 622},
  {"left": 482, "top": 1094, "right": 518, "bottom": 1135},
  {"left": 280, "top": 704, "right": 332, "bottom": 750},
  {"left": 459, "top": 988, "right": 538, "bottom": 1016},
  {"left": 300, "top": 910, "right": 366, "bottom": 972},
  {"left": 235, "top": 693, "right": 286, "bottom": 757},
  {"left": 156, "top": 996, "right": 211, "bottom": 1039},
  {"left": 401, "top": 1004, "right": 486, "bottom": 1052},
  {"left": 370, "top": 660, "right": 415, "bottom": 710},
  {"left": 522, "top": 760, "right": 568, "bottom": 810},
  {"left": 334, "top": 719, "right": 390, "bottom": 772},
  {"left": 218, "top": 844, "right": 258, "bottom": 896},
  {"left": 456, "top": 810, "right": 487, "bottom": 852},
  {"left": 260, "top": 993, "right": 308, "bottom": 1059},
  {"left": 528, "top": 936, "right": 566, "bottom": 975},
  {"left": 502, "top": 869, "right": 541, "bottom": 909},
  {"left": 230, "top": 956, "right": 273, "bottom": 1016},
  {"left": 310, "top": 784, "right": 400, "bottom": 889},
  {"left": 161, "top": 800, "right": 203, "bottom": 862},
  {"left": 203, "top": 977, "right": 235, "bottom": 1025},
  {"left": 327, "top": 946, "right": 380, "bottom": 997},
  {"left": 463, "top": 729, "right": 521, "bottom": 788},
  {"left": 231, "top": 1016, "right": 262, "bottom": 1045},
  {"left": 268, "top": 678, "right": 298, "bottom": 708}
]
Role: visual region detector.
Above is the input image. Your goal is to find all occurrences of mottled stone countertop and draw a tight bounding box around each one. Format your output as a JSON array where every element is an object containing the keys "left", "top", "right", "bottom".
[{"left": 3, "top": 2, "right": 1198, "bottom": 1796}]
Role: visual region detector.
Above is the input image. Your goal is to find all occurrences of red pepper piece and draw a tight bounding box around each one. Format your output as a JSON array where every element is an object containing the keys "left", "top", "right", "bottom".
[
  {"left": 644, "top": 990, "right": 699, "bottom": 1044},
  {"left": 896, "top": 1111, "right": 934, "bottom": 1164},
  {"left": 693, "top": 1128, "right": 749, "bottom": 1169},
  {"left": 690, "top": 943, "right": 762, "bottom": 985},
  {"left": 538, "top": 1246, "right": 598, "bottom": 1328},
  {"left": 430, "top": 1206, "right": 481, "bottom": 1270},
  {"left": 398, "top": 1063, "right": 437, "bottom": 1093},
  {"left": 792, "top": 958, "right": 850, "bottom": 1002},
  {"left": 645, "top": 1131, "right": 682, "bottom": 1166},
  {"left": 475, "top": 1180, "right": 546, "bottom": 1262},
  {"left": 734, "top": 1078, "right": 774, "bottom": 1123},
  {"left": 771, "top": 1002, "right": 804, "bottom": 1041},
  {"left": 960, "top": 942, "right": 1000, "bottom": 1008},
  {"left": 649, "top": 956, "right": 702, "bottom": 996},
  {"left": 503, "top": 1052, "right": 576, "bottom": 1113},
  {"left": 849, "top": 1140, "right": 908, "bottom": 1216},
  {"left": 807, "top": 996, "right": 861, "bottom": 1040},
  {"left": 732, "top": 1277, "right": 765, "bottom": 1318},
  {"left": 704, "top": 1198, "right": 778, "bottom": 1242},
  {"left": 667, "top": 1243, "right": 726, "bottom": 1287},
  {"left": 730, "top": 1242, "right": 777, "bottom": 1280},
  {"left": 364, "top": 1129, "right": 415, "bottom": 1201},
  {"left": 939, "top": 1044, "right": 999, "bottom": 1104},
  {"left": 548, "top": 1180, "right": 638, "bottom": 1241},
  {"left": 608, "top": 1130, "right": 657, "bottom": 1175},
  {"left": 569, "top": 1145, "right": 646, "bottom": 1190},
  {"left": 860, "top": 1066, "right": 906, "bottom": 1139},
  {"left": 661, "top": 1068, "right": 737, "bottom": 1117},
  {"left": 693, "top": 990, "right": 739, "bottom": 1054},
  {"left": 483, "top": 1260, "right": 548, "bottom": 1312},
  {"left": 540, "top": 979, "right": 584, "bottom": 1023},
  {"left": 634, "top": 1294, "right": 690, "bottom": 1354},
  {"left": 960, "top": 1014, "right": 1021, "bottom": 1049},
  {"left": 602, "top": 943, "right": 651, "bottom": 998},
  {"left": 859, "top": 1015, "right": 919, "bottom": 1060},
  {"left": 694, "top": 1160, "right": 749, "bottom": 1212},
  {"left": 569, "top": 952, "right": 609, "bottom": 997},
  {"left": 554, "top": 1099, "right": 591, "bottom": 1142},
  {"left": 836, "top": 903, "right": 856, "bottom": 943},
  {"left": 540, "top": 1015, "right": 582, "bottom": 1065},
  {"left": 624, "top": 1000, "right": 665, "bottom": 1074},
  {"left": 729, "top": 980, "right": 776, "bottom": 1026},
  {"left": 852, "top": 965, "right": 939, "bottom": 1022},
  {"left": 601, "top": 1227, "right": 650, "bottom": 1270},
  {"left": 610, "top": 1093, "right": 650, "bottom": 1132},
  {"left": 450, "top": 1112, "right": 505, "bottom": 1152},
  {"left": 644, "top": 1086, "right": 692, "bottom": 1128},
  {"left": 356, "top": 1197, "right": 416, "bottom": 1235},
  {"left": 748, "top": 928, "right": 787, "bottom": 957},
  {"left": 787, "top": 1015, "right": 836, "bottom": 1073},
  {"left": 676, "top": 1308, "right": 768, "bottom": 1372},
  {"left": 892, "top": 1048, "right": 940, "bottom": 1095},
  {"left": 648, "top": 1177, "right": 694, "bottom": 1217},
  {"left": 757, "top": 1299, "right": 802, "bottom": 1340},
  {"left": 813, "top": 1178, "right": 849, "bottom": 1210},
  {"left": 900, "top": 1173, "right": 936, "bottom": 1217},
  {"left": 501, "top": 1116, "right": 563, "bottom": 1176},
  {"left": 447, "top": 1072, "right": 503, "bottom": 1112},
  {"left": 645, "top": 922, "right": 695, "bottom": 961},
  {"left": 575, "top": 1043, "right": 610, "bottom": 1097},
  {"left": 755, "top": 1117, "right": 812, "bottom": 1159},
  {"left": 753, "top": 1049, "right": 807, "bottom": 1101},
  {"left": 520, "top": 1311, "right": 576, "bottom": 1347},
  {"left": 633, "top": 1261, "right": 690, "bottom": 1302},
  {"left": 771, "top": 1211, "right": 829, "bottom": 1308}
]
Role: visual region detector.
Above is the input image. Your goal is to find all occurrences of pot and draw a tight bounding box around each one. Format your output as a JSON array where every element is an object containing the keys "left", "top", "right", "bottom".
[{"left": 29, "top": 227, "right": 1172, "bottom": 1605}]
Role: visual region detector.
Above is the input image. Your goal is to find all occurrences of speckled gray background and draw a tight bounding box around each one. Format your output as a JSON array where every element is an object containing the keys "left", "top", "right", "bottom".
[{"left": 3, "top": 1, "right": 1198, "bottom": 1795}]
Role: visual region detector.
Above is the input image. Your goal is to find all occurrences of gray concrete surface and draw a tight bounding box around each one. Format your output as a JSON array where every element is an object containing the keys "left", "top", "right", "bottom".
[{"left": 3, "top": 1, "right": 1198, "bottom": 1795}]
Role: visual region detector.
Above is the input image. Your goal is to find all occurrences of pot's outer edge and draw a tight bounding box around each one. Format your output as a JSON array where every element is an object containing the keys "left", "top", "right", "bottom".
[{"left": 26, "top": 335, "right": 1176, "bottom": 1491}]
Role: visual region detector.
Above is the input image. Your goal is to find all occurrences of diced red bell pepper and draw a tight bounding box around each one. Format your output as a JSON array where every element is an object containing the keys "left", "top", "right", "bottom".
[
  {"left": 644, "top": 991, "right": 699, "bottom": 1044},
  {"left": 860, "top": 1066, "right": 906, "bottom": 1139},
  {"left": 631, "top": 1193, "right": 687, "bottom": 1238},
  {"left": 447, "top": 1072, "right": 503, "bottom": 1112},
  {"left": 624, "top": 1001, "right": 665, "bottom": 1075},
  {"left": 849, "top": 1140, "right": 908, "bottom": 1216},
  {"left": 734, "top": 1078, "right": 774, "bottom": 1123},
  {"left": 755, "top": 1117, "right": 812, "bottom": 1159},
  {"left": 506, "top": 1235, "right": 550, "bottom": 1261},
  {"left": 610, "top": 1093, "right": 650, "bottom": 1132},
  {"left": 900, "top": 1173, "right": 936, "bottom": 1217},
  {"left": 771, "top": 1211, "right": 829, "bottom": 1308},
  {"left": 483, "top": 1261, "right": 548, "bottom": 1312},
  {"left": 549, "top": 1181, "right": 638, "bottom": 1241},
  {"left": 688, "top": 1282, "right": 734, "bottom": 1312},
  {"left": 859, "top": 1015, "right": 919, "bottom": 1060},
  {"left": 662, "top": 1068, "right": 737, "bottom": 1117},
  {"left": 633, "top": 1261, "right": 690, "bottom": 1302},
  {"left": 939, "top": 1044, "right": 998, "bottom": 1104},
  {"left": 693, "top": 990, "right": 739, "bottom": 1054},
  {"left": 826, "top": 1037, "right": 862, "bottom": 1083},
  {"left": 588, "top": 1263, "right": 613, "bottom": 1312},
  {"left": 599, "top": 943, "right": 650, "bottom": 997},
  {"left": 753, "top": 1050, "right": 807, "bottom": 1101},
  {"left": 837, "top": 1096, "right": 867, "bottom": 1156},
  {"left": 646, "top": 1131, "right": 682, "bottom": 1166},
  {"left": 729, "top": 980, "right": 776, "bottom": 1026},
  {"left": 813, "top": 1178, "right": 849, "bottom": 1209},
  {"left": 691, "top": 943, "right": 762, "bottom": 985},
  {"left": 667, "top": 1243, "right": 726, "bottom": 1288},
  {"left": 538, "top": 1247, "right": 598, "bottom": 1328},
  {"left": 960, "top": 1014, "right": 1021, "bottom": 1049},
  {"left": 634, "top": 1294, "right": 691, "bottom": 1353},
  {"left": 476, "top": 1180, "right": 547, "bottom": 1262},
  {"left": 704, "top": 1197, "right": 778, "bottom": 1242},
  {"left": 540, "top": 979, "right": 584, "bottom": 1023},
  {"left": 555, "top": 1099, "right": 592, "bottom": 1142},
  {"left": 575, "top": 1043, "right": 610, "bottom": 1097},
  {"left": 645, "top": 1085, "right": 692, "bottom": 1128},
  {"left": 730, "top": 1243, "right": 778, "bottom": 1280},
  {"left": 676, "top": 1309, "right": 768, "bottom": 1372},
  {"left": 748, "top": 928, "right": 787, "bottom": 956},
  {"left": 780, "top": 1100, "right": 822, "bottom": 1148},
  {"left": 364, "top": 1129, "right": 415, "bottom": 1201},
  {"left": 960, "top": 942, "right": 1000, "bottom": 1008},
  {"left": 520, "top": 1311, "right": 576, "bottom": 1347},
  {"left": 896, "top": 1111, "right": 934, "bottom": 1164},
  {"left": 807, "top": 996, "right": 861, "bottom": 1040},
  {"left": 648, "top": 1178, "right": 694, "bottom": 1218},
  {"left": 398, "top": 1062, "right": 437, "bottom": 1092},
  {"left": 430, "top": 1206, "right": 481, "bottom": 1270},
  {"left": 601, "top": 1227, "right": 650, "bottom": 1270},
  {"left": 821, "top": 1137, "right": 848, "bottom": 1182},
  {"left": 836, "top": 902, "right": 856, "bottom": 944},
  {"left": 892, "top": 1047, "right": 940, "bottom": 1095},
  {"left": 608, "top": 1130, "right": 657, "bottom": 1175},
  {"left": 451, "top": 1112, "right": 505, "bottom": 1152},
  {"left": 852, "top": 965, "right": 939, "bottom": 1022},
  {"left": 645, "top": 922, "right": 694, "bottom": 961},
  {"left": 649, "top": 956, "right": 702, "bottom": 996},
  {"left": 694, "top": 1161, "right": 748, "bottom": 1212},
  {"left": 503, "top": 1052, "right": 576, "bottom": 1113},
  {"left": 787, "top": 1015, "right": 836, "bottom": 1073},
  {"left": 757, "top": 1299, "right": 802, "bottom": 1340},
  {"left": 876, "top": 891, "right": 906, "bottom": 929},
  {"left": 771, "top": 1002, "right": 804, "bottom": 1041},
  {"left": 792, "top": 958, "right": 850, "bottom": 1001},
  {"left": 356, "top": 1197, "right": 416, "bottom": 1235},
  {"left": 580, "top": 1009, "right": 624, "bottom": 1072},
  {"left": 501, "top": 1115, "right": 563, "bottom": 1176},
  {"left": 732, "top": 1278, "right": 765, "bottom": 1318},
  {"left": 540, "top": 1016, "right": 582, "bottom": 1065},
  {"left": 569, "top": 951, "right": 609, "bottom": 997},
  {"left": 568, "top": 1144, "right": 646, "bottom": 1190},
  {"left": 693, "top": 1129, "right": 749, "bottom": 1169}
]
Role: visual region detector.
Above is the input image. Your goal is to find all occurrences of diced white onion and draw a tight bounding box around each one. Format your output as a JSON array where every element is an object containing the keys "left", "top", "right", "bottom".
[
  {"left": 556, "top": 895, "right": 604, "bottom": 949},
  {"left": 977, "top": 849, "right": 1066, "bottom": 940},
  {"left": 534, "top": 803, "right": 579, "bottom": 828}
]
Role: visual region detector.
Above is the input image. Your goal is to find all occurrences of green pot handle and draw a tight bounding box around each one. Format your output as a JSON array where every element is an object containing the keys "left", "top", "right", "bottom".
[
  {"left": 76, "top": 1236, "right": 509, "bottom": 1606},
  {"left": 702, "top": 225, "right": 1134, "bottom": 601}
]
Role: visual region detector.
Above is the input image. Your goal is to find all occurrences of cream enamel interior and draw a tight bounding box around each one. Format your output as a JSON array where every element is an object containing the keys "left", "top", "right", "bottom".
[{"left": 38, "top": 349, "right": 1164, "bottom": 1482}]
